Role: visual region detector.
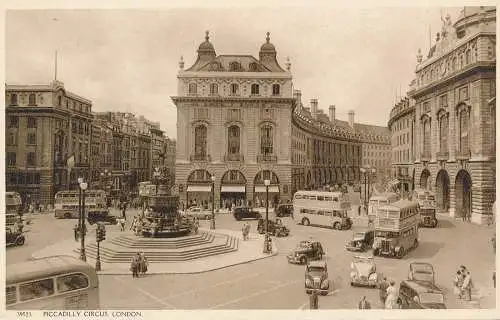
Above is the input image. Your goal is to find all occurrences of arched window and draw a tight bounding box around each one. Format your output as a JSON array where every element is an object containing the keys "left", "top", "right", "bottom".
[
  {"left": 439, "top": 114, "right": 449, "bottom": 153},
  {"left": 459, "top": 108, "right": 470, "bottom": 155},
  {"left": 249, "top": 62, "right": 258, "bottom": 71},
  {"left": 210, "top": 83, "right": 218, "bottom": 95},
  {"left": 229, "top": 61, "right": 240, "bottom": 71},
  {"left": 230, "top": 83, "right": 239, "bottom": 95},
  {"left": 28, "top": 94, "right": 36, "bottom": 106},
  {"left": 10, "top": 94, "right": 18, "bottom": 105},
  {"left": 272, "top": 84, "right": 280, "bottom": 96},
  {"left": 227, "top": 125, "right": 240, "bottom": 154},
  {"left": 423, "top": 117, "right": 431, "bottom": 157},
  {"left": 188, "top": 83, "right": 197, "bottom": 95},
  {"left": 260, "top": 125, "right": 273, "bottom": 154},
  {"left": 194, "top": 125, "right": 207, "bottom": 158},
  {"left": 251, "top": 84, "right": 260, "bottom": 95}
]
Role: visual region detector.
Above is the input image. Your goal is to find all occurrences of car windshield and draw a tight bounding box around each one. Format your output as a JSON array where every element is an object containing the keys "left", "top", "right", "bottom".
[
  {"left": 308, "top": 267, "right": 324, "bottom": 277},
  {"left": 353, "top": 233, "right": 366, "bottom": 239},
  {"left": 298, "top": 242, "right": 311, "bottom": 249},
  {"left": 375, "top": 231, "right": 399, "bottom": 238},
  {"left": 419, "top": 292, "right": 444, "bottom": 304},
  {"left": 353, "top": 256, "right": 372, "bottom": 264}
]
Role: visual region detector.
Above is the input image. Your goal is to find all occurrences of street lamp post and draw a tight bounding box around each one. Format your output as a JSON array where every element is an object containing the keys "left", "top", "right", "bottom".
[
  {"left": 100, "top": 170, "right": 112, "bottom": 207},
  {"left": 368, "top": 168, "right": 376, "bottom": 200},
  {"left": 360, "top": 168, "right": 367, "bottom": 214},
  {"left": 78, "top": 178, "right": 88, "bottom": 262},
  {"left": 210, "top": 175, "right": 216, "bottom": 229},
  {"left": 263, "top": 179, "right": 271, "bottom": 254}
]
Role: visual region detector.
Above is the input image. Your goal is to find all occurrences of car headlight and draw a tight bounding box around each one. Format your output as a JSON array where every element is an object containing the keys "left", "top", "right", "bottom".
[
  {"left": 369, "top": 273, "right": 378, "bottom": 280},
  {"left": 321, "top": 280, "right": 329, "bottom": 289},
  {"left": 394, "top": 246, "right": 400, "bottom": 252},
  {"left": 305, "top": 279, "right": 312, "bottom": 286},
  {"left": 350, "top": 271, "right": 357, "bottom": 279}
]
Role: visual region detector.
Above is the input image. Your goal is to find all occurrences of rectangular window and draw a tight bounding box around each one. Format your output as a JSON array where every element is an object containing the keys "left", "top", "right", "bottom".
[
  {"left": 27, "top": 117, "right": 37, "bottom": 128},
  {"left": 7, "top": 132, "right": 17, "bottom": 146},
  {"left": 27, "top": 132, "right": 36, "bottom": 145},
  {"left": 423, "top": 101, "right": 430, "bottom": 113},
  {"left": 459, "top": 86, "right": 469, "bottom": 100},
  {"left": 19, "top": 278, "right": 55, "bottom": 302},
  {"left": 6, "top": 286, "right": 17, "bottom": 305},
  {"left": 8, "top": 116, "right": 18, "bottom": 128},
  {"left": 56, "top": 273, "right": 89, "bottom": 293},
  {"left": 439, "top": 94, "right": 448, "bottom": 108},
  {"left": 7, "top": 152, "right": 16, "bottom": 166},
  {"left": 27, "top": 152, "right": 36, "bottom": 166}
]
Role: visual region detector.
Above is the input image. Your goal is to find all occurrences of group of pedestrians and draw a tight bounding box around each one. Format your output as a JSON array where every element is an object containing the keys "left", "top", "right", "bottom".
[
  {"left": 453, "top": 265, "right": 474, "bottom": 301},
  {"left": 357, "top": 277, "right": 398, "bottom": 309},
  {"left": 130, "top": 252, "right": 149, "bottom": 278}
]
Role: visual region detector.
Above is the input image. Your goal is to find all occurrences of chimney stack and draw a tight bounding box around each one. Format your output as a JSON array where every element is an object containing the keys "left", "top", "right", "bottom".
[
  {"left": 329, "top": 105, "right": 336, "bottom": 123},
  {"left": 310, "top": 99, "right": 318, "bottom": 119},
  {"left": 348, "top": 110, "right": 355, "bottom": 128}
]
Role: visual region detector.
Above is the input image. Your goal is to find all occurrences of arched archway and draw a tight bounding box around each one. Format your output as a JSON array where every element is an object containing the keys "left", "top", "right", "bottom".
[
  {"left": 186, "top": 169, "right": 213, "bottom": 208},
  {"left": 455, "top": 170, "right": 472, "bottom": 219},
  {"left": 220, "top": 170, "right": 247, "bottom": 208},
  {"left": 254, "top": 170, "right": 280, "bottom": 207},
  {"left": 420, "top": 169, "right": 431, "bottom": 189},
  {"left": 435, "top": 170, "right": 450, "bottom": 212}
]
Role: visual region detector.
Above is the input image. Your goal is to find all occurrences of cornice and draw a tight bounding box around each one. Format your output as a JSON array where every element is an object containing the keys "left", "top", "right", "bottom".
[{"left": 171, "top": 96, "right": 296, "bottom": 104}]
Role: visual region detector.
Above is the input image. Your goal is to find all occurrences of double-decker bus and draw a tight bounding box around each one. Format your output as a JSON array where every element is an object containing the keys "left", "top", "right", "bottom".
[
  {"left": 54, "top": 190, "right": 107, "bottom": 219},
  {"left": 6, "top": 192, "right": 22, "bottom": 225},
  {"left": 372, "top": 199, "right": 420, "bottom": 258},
  {"left": 293, "top": 190, "right": 353, "bottom": 230},
  {"left": 6, "top": 255, "right": 99, "bottom": 310},
  {"left": 412, "top": 188, "right": 438, "bottom": 228}
]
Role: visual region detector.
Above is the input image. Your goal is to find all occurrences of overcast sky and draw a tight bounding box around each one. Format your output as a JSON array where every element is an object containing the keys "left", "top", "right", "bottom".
[{"left": 6, "top": 6, "right": 463, "bottom": 138}]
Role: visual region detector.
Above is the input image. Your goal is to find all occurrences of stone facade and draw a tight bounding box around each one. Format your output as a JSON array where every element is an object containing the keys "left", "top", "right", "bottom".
[
  {"left": 173, "top": 32, "right": 391, "bottom": 209},
  {"left": 408, "top": 7, "right": 496, "bottom": 224}
]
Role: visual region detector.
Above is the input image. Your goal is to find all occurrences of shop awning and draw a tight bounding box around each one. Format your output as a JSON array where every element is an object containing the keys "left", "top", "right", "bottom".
[
  {"left": 255, "top": 186, "right": 279, "bottom": 193},
  {"left": 221, "top": 185, "right": 246, "bottom": 193},
  {"left": 187, "top": 185, "right": 212, "bottom": 192}
]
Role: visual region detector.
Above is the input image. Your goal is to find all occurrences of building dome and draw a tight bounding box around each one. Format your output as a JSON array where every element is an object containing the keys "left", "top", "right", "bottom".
[
  {"left": 197, "top": 31, "right": 216, "bottom": 56},
  {"left": 260, "top": 32, "right": 276, "bottom": 53}
]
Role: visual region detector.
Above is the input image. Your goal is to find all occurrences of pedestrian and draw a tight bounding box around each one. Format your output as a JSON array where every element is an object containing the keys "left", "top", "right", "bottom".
[
  {"left": 130, "top": 254, "right": 139, "bottom": 278},
  {"left": 139, "top": 252, "right": 148, "bottom": 276},
  {"left": 242, "top": 222, "right": 250, "bottom": 240},
  {"left": 121, "top": 202, "right": 127, "bottom": 220},
  {"left": 151, "top": 219, "right": 158, "bottom": 237},
  {"left": 358, "top": 296, "right": 371, "bottom": 309},
  {"left": 461, "top": 268, "right": 473, "bottom": 301},
  {"left": 119, "top": 217, "right": 126, "bottom": 232},
  {"left": 379, "top": 277, "right": 389, "bottom": 306},
  {"left": 453, "top": 270, "right": 464, "bottom": 296},
  {"left": 74, "top": 224, "right": 79, "bottom": 241},
  {"left": 385, "top": 280, "right": 398, "bottom": 309}
]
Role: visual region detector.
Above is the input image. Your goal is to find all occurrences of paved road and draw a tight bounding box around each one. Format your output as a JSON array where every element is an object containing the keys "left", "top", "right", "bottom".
[{"left": 7, "top": 207, "right": 495, "bottom": 309}]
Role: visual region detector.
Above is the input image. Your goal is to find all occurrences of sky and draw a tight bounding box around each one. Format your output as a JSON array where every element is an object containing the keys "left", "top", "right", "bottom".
[{"left": 6, "top": 5, "right": 464, "bottom": 139}]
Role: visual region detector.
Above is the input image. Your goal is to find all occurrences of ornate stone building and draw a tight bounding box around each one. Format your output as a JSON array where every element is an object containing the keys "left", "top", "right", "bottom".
[
  {"left": 5, "top": 80, "right": 93, "bottom": 205},
  {"left": 388, "top": 96, "right": 416, "bottom": 193},
  {"left": 408, "top": 7, "right": 496, "bottom": 224},
  {"left": 173, "top": 32, "right": 390, "bottom": 208}
]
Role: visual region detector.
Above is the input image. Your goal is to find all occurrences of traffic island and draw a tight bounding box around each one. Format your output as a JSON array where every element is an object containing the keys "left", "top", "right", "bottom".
[{"left": 31, "top": 228, "right": 278, "bottom": 274}]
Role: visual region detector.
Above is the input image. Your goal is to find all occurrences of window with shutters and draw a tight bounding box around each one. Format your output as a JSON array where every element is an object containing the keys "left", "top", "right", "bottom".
[
  {"left": 251, "top": 84, "right": 260, "bottom": 95},
  {"left": 260, "top": 125, "right": 273, "bottom": 154},
  {"left": 230, "top": 83, "right": 239, "bottom": 95},
  {"left": 194, "top": 125, "right": 207, "bottom": 157},
  {"left": 227, "top": 125, "right": 240, "bottom": 154}
]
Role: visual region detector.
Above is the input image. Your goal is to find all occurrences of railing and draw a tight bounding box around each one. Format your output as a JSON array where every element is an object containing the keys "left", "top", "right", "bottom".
[
  {"left": 190, "top": 154, "right": 211, "bottom": 162},
  {"left": 436, "top": 151, "right": 449, "bottom": 161},
  {"left": 455, "top": 149, "right": 471, "bottom": 160},
  {"left": 420, "top": 151, "right": 431, "bottom": 161},
  {"left": 224, "top": 154, "right": 244, "bottom": 162},
  {"left": 257, "top": 154, "right": 277, "bottom": 163}
]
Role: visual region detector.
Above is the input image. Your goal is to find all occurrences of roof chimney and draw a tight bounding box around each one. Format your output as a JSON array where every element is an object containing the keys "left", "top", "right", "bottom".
[
  {"left": 310, "top": 99, "right": 318, "bottom": 119},
  {"left": 348, "top": 110, "right": 355, "bottom": 128},
  {"left": 329, "top": 105, "right": 336, "bottom": 123}
]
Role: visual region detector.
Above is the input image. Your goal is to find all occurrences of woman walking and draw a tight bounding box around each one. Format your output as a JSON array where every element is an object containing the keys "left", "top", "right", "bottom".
[
  {"left": 130, "top": 254, "right": 140, "bottom": 278},
  {"left": 385, "top": 280, "right": 399, "bottom": 309},
  {"left": 139, "top": 252, "right": 149, "bottom": 276}
]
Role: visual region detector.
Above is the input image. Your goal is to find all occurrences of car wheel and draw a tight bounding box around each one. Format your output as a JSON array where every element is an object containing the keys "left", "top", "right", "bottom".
[
  {"left": 299, "top": 256, "right": 307, "bottom": 264},
  {"left": 333, "top": 222, "right": 341, "bottom": 230},
  {"left": 317, "top": 253, "right": 323, "bottom": 260},
  {"left": 397, "top": 247, "right": 405, "bottom": 259},
  {"left": 373, "top": 248, "right": 379, "bottom": 256},
  {"left": 16, "top": 237, "right": 25, "bottom": 246},
  {"left": 205, "top": 215, "right": 211, "bottom": 220},
  {"left": 432, "top": 219, "right": 438, "bottom": 228},
  {"left": 302, "top": 218, "right": 310, "bottom": 226}
]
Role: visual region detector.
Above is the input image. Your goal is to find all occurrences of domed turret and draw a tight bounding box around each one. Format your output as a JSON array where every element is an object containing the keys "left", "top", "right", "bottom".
[
  {"left": 197, "top": 31, "right": 216, "bottom": 60},
  {"left": 259, "top": 32, "right": 276, "bottom": 60}
]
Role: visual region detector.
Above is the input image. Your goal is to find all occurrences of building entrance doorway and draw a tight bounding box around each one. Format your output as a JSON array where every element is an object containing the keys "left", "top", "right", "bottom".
[
  {"left": 455, "top": 170, "right": 472, "bottom": 220},
  {"left": 436, "top": 169, "right": 450, "bottom": 212}
]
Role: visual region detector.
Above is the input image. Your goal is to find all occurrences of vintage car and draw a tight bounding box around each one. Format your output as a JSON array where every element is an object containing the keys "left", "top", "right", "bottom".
[
  {"left": 274, "top": 204, "right": 293, "bottom": 217},
  {"left": 412, "top": 188, "right": 438, "bottom": 228},
  {"left": 349, "top": 255, "right": 378, "bottom": 287},
  {"left": 185, "top": 206, "right": 212, "bottom": 220},
  {"left": 287, "top": 240, "right": 324, "bottom": 264},
  {"left": 6, "top": 228, "right": 25, "bottom": 247},
  {"left": 257, "top": 218, "right": 290, "bottom": 237},
  {"left": 87, "top": 210, "right": 118, "bottom": 225},
  {"left": 345, "top": 229, "right": 374, "bottom": 252},
  {"left": 233, "top": 206, "right": 262, "bottom": 221},
  {"left": 305, "top": 261, "right": 330, "bottom": 295},
  {"left": 397, "top": 262, "right": 446, "bottom": 309}
]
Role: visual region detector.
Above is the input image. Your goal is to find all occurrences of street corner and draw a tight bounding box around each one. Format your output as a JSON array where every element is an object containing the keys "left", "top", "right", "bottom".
[{"left": 31, "top": 237, "right": 81, "bottom": 260}]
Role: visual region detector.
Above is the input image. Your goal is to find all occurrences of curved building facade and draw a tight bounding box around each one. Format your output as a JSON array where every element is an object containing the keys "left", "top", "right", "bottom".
[
  {"left": 172, "top": 32, "right": 389, "bottom": 209},
  {"left": 407, "top": 7, "right": 496, "bottom": 224}
]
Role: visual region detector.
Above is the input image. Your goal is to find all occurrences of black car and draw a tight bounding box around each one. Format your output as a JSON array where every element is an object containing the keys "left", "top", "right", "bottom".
[
  {"left": 6, "top": 229, "right": 25, "bottom": 247},
  {"left": 345, "top": 229, "right": 375, "bottom": 252},
  {"left": 275, "top": 204, "right": 293, "bottom": 217},
  {"left": 233, "top": 207, "right": 261, "bottom": 221},
  {"left": 287, "top": 240, "right": 325, "bottom": 264},
  {"left": 257, "top": 218, "right": 290, "bottom": 237},
  {"left": 87, "top": 210, "right": 118, "bottom": 225},
  {"left": 398, "top": 262, "right": 446, "bottom": 309}
]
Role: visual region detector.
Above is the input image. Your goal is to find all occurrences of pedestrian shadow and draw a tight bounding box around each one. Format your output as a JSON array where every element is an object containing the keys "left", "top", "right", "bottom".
[{"left": 404, "top": 241, "right": 445, "bottom": 259}]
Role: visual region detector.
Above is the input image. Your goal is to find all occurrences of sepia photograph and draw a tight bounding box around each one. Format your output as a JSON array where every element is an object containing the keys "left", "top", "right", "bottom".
[{"left": 3, "top": 2, "right": 497, "bottom": 316}]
